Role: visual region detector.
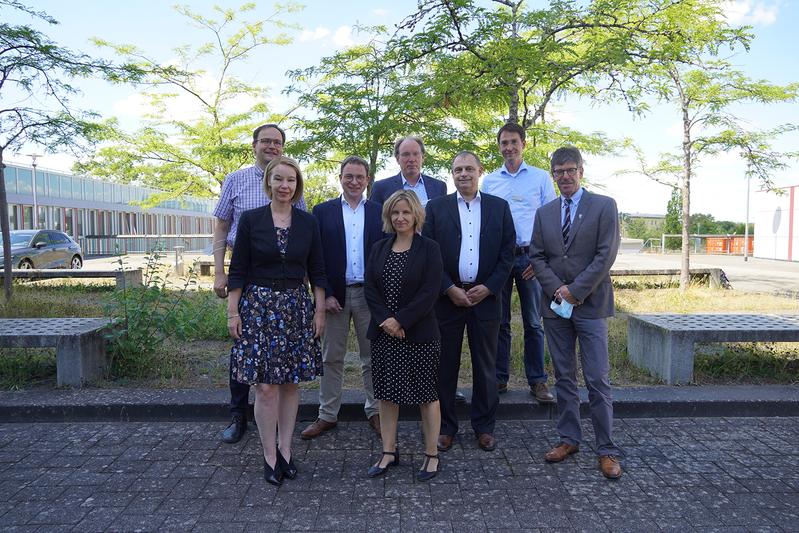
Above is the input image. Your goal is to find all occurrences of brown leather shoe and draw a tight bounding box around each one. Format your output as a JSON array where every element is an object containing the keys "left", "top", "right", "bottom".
[
  {"left": 477, "top": 433, "right": 496, "bottom": 452},
  {"left": 368, "top": 414, "right": 381, "bottom": 438},
  {"left": 599, "top": 455, "right": 622, "bottom": 479},
  {"left": 300, "top": 418, "right": 336, "bottom": 440},
  {"left": 531, "top": 382, "right": 555, "bottom": 403},
  {"left": 437, "top": 434, "right": 454, "bottom": 452},
  {"left": 544, "top": 442, "right": 579, "bottom": 463}
]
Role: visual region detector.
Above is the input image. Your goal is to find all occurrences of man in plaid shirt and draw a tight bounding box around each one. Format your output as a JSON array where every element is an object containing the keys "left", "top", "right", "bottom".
[{"left": 213, "top": 123, "right": 307, "bottom": 444}]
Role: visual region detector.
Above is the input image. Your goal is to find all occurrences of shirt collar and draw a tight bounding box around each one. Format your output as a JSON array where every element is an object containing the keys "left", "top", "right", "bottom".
[
  {"left": 456, "top": 190, "right": 481, "bottom": 204},
  {"left": 500, "top": 160, "right": 530, "bottom": 178},
  {"left": 562, "top": 187, "right": 584, "bottom": 206},
  {"left": 401, "top": 173, "right": 425, "bottom": 187},
  {"left": 340, "top": 194, "right": 366, "bottom": 208}
]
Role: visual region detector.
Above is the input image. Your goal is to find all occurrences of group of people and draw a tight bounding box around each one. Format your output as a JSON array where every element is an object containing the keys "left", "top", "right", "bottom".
[{"left": 212, "top": 122, "right": 622, "bottom": 487}]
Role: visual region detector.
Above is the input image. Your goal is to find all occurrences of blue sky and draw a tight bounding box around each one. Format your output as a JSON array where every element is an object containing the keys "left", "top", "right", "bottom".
[{"left": 5, "top": 0, "right": 798, "bottom": 223}]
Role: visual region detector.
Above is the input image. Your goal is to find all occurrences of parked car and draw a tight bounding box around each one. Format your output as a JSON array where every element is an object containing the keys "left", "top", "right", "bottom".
[{"left": 1, "top": 230, "right": 83, "bottom": 269}]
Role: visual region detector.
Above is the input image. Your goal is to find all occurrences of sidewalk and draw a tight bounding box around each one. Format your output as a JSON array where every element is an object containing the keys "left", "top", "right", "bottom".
[{"left": 1, "top": 416, "right": 797, "bottom": 531}]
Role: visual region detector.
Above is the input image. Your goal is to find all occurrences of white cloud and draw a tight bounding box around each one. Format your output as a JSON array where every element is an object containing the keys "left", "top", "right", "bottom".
[
  {"left": 372, "top": 8, "right": 389, "bottom": 17},
  {"left": 721, "top": 1, "right": 779, "bottom": 26},
  {"left": 332, "top": 26, "right": 355, "bottom": 47},
  {"left": 299, "top": 26, "right": 331, "bottom": 42}
]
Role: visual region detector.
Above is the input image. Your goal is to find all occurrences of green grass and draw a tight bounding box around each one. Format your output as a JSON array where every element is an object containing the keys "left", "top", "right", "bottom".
[{"left": 0, "top": 278, "right": 797, "bottom": 389}]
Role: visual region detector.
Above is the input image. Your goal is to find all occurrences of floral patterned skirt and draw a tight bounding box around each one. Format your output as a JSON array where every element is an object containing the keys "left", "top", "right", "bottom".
[{"left": 230, "top": 284, "right": 322, "bottom": 385}]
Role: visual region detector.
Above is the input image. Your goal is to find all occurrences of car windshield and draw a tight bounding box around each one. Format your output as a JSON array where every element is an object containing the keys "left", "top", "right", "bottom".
[{"left": 10, "top": 233, "right": 35, "bottom": 246}]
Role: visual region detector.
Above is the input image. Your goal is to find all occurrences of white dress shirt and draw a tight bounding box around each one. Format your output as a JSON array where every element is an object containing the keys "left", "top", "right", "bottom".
[
  {"left": 457, "top": 191, "right": 482, "bottom": 283},
  {"left": 341, "top": 195, "right": 366, "bottom": 284}
]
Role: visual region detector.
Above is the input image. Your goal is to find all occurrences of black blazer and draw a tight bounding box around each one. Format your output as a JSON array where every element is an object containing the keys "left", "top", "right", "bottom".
[
  {"left": 228, "top": 205, "right": 327, "bottom": 291},
  {"left": 422, "top": 192, "right": 516, "bottom": 320},
  {"left": 312, "top": 197, "right": 383, "bottom": 306},
  {"left": 369, "top": 173, "right": 447, "bottom": 206},
  {"left": 364, "top": 233, "right": 443, "bottom": 342}
]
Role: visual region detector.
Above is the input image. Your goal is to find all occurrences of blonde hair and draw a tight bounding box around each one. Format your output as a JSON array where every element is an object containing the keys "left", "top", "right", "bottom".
[
  {"left": 264, "top": 156, "right": 304, "bottom": 204},
  {"left": 382, "top": 190, "right": 425, "bottom": 233}
]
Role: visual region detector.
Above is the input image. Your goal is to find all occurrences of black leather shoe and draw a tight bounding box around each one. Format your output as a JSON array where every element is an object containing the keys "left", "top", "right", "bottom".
[
  {"left": 277, "top": 448, "right": 297, "bottom": 480},
  {"left": 454, "top": 391, "right": 467, "bottom": 405},
  {"left": 367, "top": 450, "right": 400, "bottom": 478},
  {"left": 221, "top": 414, "right": 247, "bottom": 444},
  {"left": 263, "top": 457, "right": 282, "bottom": 486},
  {"left": 416, "top": 453, "right": 440, "bottom": 482}
]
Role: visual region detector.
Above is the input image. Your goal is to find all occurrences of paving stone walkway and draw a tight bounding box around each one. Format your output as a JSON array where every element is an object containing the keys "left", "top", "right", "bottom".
[{"left": 1, "top": 417, "right": 798, "bottom": 532}]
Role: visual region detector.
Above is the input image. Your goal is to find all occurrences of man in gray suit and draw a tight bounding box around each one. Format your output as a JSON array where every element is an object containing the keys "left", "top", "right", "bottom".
[{"left": 529, "top": 146, "right": 622, "bottom": 479}]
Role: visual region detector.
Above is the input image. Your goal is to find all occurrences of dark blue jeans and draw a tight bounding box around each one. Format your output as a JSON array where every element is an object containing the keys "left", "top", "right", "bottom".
[{"left": 495, "top": 254, "right": 547, "bottom": 386}]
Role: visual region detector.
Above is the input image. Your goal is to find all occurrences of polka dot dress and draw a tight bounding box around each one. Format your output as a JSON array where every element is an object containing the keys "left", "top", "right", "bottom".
[{"left": 371, "top": 249, "right": 440, "bottom": 405}]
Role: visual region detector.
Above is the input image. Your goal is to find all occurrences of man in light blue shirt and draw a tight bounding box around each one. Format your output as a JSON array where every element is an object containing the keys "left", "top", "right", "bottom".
[{"left": 481, "top": 122, "right": 557, "bottom": 403}]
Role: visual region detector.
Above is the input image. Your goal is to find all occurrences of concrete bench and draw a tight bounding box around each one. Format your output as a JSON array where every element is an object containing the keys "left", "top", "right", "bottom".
[
  {"left": 0, "top": 268, "right": 143, "bottom": 289},
  {"left": 610, "top": 268, "right": 724, "bottom": 288},
  {"left": 627, "top": 314, "right": 799, "bottom": 384},
  {"left": 197, "top": 260, "right": 229, "bottom": 276},
  {"left": 0, "top": 318, "right": 113, "bottom": 387}
]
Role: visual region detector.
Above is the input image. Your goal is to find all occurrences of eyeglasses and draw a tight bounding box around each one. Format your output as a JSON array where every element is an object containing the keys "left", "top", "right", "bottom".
[
  {"left": 342, "top": 174, "right": 368, "bottom": 182},
  {"left": 553, "top": 167, "right": 579, "bottom": 178},
  {"left": 257, "top": 138, "right": 283, "bottom": 147}
]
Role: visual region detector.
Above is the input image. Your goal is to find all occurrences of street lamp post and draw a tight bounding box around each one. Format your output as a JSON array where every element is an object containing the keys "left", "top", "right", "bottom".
[{"left": 26, "top": 153, "right": 41, "bottom": 229}]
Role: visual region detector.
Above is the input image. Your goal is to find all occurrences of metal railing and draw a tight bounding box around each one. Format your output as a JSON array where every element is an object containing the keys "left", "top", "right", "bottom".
[{"left": 78, "top": 234, "right": 212, "bottom": 255}]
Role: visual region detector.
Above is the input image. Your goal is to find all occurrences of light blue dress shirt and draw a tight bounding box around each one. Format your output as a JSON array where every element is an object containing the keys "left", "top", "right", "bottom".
[
  {"left": 402, "top": 173, "right": 430, "bottom": 206},
  {"left": 561, "top": 187, "right": 584, "bottom": 226},
  {"left": 341, "top": 195, "right": 366, "bottom": 284},
  {"left": 481, "top": 161, "right": 556, "bottom": 246}
]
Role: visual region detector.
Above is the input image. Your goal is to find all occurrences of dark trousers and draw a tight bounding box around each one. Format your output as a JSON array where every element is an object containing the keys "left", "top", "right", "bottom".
[
  {"left": 438, "top": 305, "right": 500, "bottom": 436},
  {"left": 229, "top": 351, "right": 250, "bottom": 417}
]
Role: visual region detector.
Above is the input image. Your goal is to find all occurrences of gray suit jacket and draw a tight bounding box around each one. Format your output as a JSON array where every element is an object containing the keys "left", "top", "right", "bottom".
[{"left": 530, "top": 190, "right": 619, "bottom": 319}]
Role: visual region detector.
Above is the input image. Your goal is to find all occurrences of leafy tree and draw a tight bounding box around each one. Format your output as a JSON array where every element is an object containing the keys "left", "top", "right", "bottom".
[
  {"left": 663, "top": 187, "right": 682, "bottom": 250},
  {"left": 75, "top": 3, "right": 301, "bottom": 204},
  {"left": 384, "top": 0, "right": 711, "bottom": 167},
  {"left": 609, "top": 1, "right": 798, "bottom": 288},
  {"left": 0, "top": 0, "right": 142, "bottom": 300},
  {"left": 286, "top": 30, "right": 462, "bottom": 181}
]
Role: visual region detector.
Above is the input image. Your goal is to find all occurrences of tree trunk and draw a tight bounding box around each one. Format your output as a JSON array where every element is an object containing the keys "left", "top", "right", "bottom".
[
  {"left": 680, "top": 100, "right": 691, "bottom": 291},
  {"left": 0, "top": 149, "right": 13, "bottom": 301}
]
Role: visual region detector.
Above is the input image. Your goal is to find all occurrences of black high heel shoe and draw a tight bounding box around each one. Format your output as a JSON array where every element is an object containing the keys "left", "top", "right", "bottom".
[
  {"left": 263, "top": 456, "right": 283, "bottom": 486},
  {"left": 416, "top": 453, "right": 440, "bottom": 482},
  {"left": 277, "top": 449, "right": 297, "bottom": 480},
  {"left": 367, "top": 449, "right": 400, "bottom": 478}
]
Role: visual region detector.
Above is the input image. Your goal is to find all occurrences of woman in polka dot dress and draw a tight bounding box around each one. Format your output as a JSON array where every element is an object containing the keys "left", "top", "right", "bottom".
[{"left": 364, "top": 190, "right": 443, "bottom": 481}]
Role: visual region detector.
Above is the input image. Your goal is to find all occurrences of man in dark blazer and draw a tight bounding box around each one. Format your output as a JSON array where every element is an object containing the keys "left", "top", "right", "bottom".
[
  {"left": 422, "top": 151, "right": 515, "bottom": 452},
  {"left": 369, "top": 136, "right": 447, "bottom": 207},
  {"left": 529, "top": 146, "right": 622, "bottom": 479},
  {"left": 302, "top": 156, "right": 384, "bottom": 440}
]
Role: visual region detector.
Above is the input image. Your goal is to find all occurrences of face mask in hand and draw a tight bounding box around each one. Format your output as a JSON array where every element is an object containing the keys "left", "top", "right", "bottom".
[{"left": 550, "top": 298, "right": 573, "bottom": 319}]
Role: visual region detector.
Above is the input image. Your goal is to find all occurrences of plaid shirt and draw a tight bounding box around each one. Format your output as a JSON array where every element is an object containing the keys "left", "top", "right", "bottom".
[{"left": 214, "top": 165, "right": 307, "bottom": 247}]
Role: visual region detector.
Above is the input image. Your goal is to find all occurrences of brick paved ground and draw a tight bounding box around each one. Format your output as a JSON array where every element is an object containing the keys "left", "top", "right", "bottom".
[{"left": 1, "top": 417, "right": 798, "bottom": 532}]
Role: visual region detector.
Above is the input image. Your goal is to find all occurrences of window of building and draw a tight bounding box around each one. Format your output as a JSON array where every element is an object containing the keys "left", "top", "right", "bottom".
[
  {"left": 35, "top": 172, "right": 46, "bottom": 197},
  {"left": 48, "top": 173, "right": 60, "bottom": 197},
  {"left": 4, "top": 167, "right": 17, "bottom": 194},
  {"left": 65, "top": 209, "right": 74, "bottom": 236},
  {"left": 73, "top": 178, "right": 83, "bottom": 200},
  {"left": 23, "top": 206, "right": 33, "bottom": 229},
  {"left": 37, "top": 206, "right": 46, "bottom": 229},
  {"left": 9, "top": 204, "right": 18, "bottom": 230},
  {"left": 53, "top": 207, "right": 63, "bottom": 231},
  {"left": 17, "top": 169, "right": 32, "bottom": 195},
  {"left": 60, "top": 176, "right": 72, "bottom": 199}
]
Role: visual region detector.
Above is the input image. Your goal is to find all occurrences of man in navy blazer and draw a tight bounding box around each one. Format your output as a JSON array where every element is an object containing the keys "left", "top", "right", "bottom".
[
  {"left": 369, "top": 136, "right": 447, "bottom": 207},
  {"left": 530, "top": 146, "right": 622, "bottom": 479},
  {"left": 302, "top": 156, "right": 384, "bottom": 440},
  {"left": 422, "top": 151, "right": 515, "bottom": 452}
]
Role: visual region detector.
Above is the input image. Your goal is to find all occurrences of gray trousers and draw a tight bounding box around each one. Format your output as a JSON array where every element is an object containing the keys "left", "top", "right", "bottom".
[
  {"left": 318, "top": 286, "right": 379, "bottom": 422},
  {"left": 543, "top": 315, "right": 619, "bottom": 456}
]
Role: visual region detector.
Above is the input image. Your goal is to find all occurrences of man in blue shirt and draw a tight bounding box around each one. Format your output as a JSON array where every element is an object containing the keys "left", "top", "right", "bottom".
[
  {"left": 369, "top": 136, "right": 447, "bottom": 207},
  {"left": 481, "top": 122, "right": 556, "bottom": 403}
]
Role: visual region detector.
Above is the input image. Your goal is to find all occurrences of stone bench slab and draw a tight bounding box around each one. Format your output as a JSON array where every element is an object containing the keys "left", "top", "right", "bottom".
[
  {"left": 0, "top": 318, "right": 113, "bottom": 387},
  {"left": 628, "top": 313, "right": 799, "bottom": 385},
  {"left": 0, "top": 269, "right": 142, "bottom": 289},
  {"left": 610, "top": 268, "right": 723, "bottom": 288}
]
